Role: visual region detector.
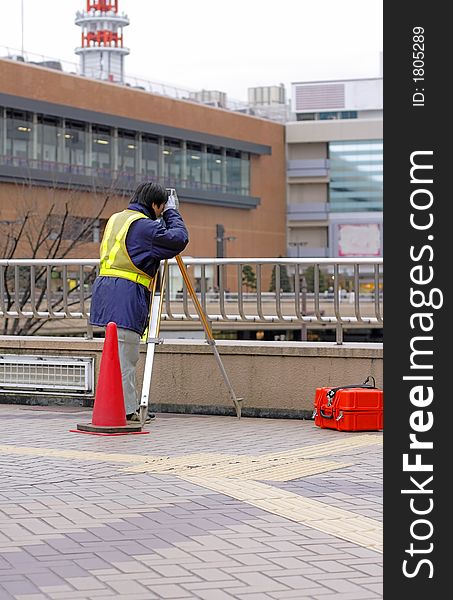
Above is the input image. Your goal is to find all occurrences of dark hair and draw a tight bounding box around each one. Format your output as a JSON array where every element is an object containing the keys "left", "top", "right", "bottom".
[{"left": 131, "top": 182, "right": 169, "bottom": 209}]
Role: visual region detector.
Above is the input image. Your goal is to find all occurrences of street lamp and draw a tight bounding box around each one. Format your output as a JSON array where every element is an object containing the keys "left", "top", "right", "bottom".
[
  {"left": 215, "top": 224, "right": 237, "bottom": 257},
  {"left": 289, "top": 241, "right": 307, "bottom": 257}
]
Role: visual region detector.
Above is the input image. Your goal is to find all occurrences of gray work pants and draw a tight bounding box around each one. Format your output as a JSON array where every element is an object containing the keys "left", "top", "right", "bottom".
[{"left": 116, "top": 327, "right": 141, "bottom": 416}]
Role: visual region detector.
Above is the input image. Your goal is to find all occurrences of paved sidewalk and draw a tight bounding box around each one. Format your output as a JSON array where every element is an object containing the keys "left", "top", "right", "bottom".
[{"left": 0, "top": 405, "right": 382, "bottom": 600}]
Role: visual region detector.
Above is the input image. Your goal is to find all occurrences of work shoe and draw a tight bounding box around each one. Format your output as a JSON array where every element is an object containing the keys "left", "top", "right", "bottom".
[{"left": 126, "top": 411, "right": 155, "bottom": 424}]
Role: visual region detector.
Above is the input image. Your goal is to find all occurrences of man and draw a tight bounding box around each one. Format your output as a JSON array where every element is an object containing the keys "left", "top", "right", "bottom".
[{"left": 89, "top": 182, "right": 189, "bottom": 422}]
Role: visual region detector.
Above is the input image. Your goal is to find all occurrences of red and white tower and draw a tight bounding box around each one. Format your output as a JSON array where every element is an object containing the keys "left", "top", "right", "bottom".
[{"left": 75, "top": 1, "right": 130, "bottom": 83}]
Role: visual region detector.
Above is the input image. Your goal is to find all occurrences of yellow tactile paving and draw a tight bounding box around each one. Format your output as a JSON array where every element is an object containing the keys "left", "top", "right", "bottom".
[
  {"left": 0, "top": 443, "right": 356, "bottom": 482},
  {"left": 224, "top": 459, "right": 353, "bottom": 481},
  {"left": 266, "top": 434, "right": 382, "bottom": 459},
  {"left": 0, "top": 444, "right": 149, "bottom": 464},
  {"left": 182, "top": 476, "right": 383, "bottom": 553},
  {"left": 123, "top": 456, "right": 352, "bottom": 480},
  {"left": 0, "top": 435, "right": 382, "bottom": 553}
]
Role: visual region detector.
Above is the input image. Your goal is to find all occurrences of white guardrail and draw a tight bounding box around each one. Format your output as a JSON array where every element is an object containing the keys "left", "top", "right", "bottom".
[{"left": 0, "top": 257, "right": 383, "bottom": 343}]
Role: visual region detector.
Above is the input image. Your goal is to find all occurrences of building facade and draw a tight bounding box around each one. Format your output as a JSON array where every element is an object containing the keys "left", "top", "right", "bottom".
[
  {"left": 291, "top": 77, "right": 382, "bottom": 121},
  {"left": 0, "top": 59, "right": 286, "bottom": 276},
  {"left": 286, "top": 78, "right": 383, "bottom": 258}
]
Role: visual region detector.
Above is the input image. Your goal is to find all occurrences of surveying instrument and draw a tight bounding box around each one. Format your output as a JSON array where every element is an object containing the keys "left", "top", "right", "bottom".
[{"left": 138, "top": 189, "right": 243, "bottom": 425}]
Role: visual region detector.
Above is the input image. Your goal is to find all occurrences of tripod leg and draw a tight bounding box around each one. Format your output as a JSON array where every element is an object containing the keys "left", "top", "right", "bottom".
[
  {"left": 175, "top": 255, "right": 243, "bottom": 418},
  {"left": 208, "top": 340, "right": 242, "bottom": 419},
  {"left": 139, "top": 263, "right": 167, "bottom": 425}
]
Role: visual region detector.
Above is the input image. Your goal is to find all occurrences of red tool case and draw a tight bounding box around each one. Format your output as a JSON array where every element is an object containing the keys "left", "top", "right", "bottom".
[{"left": 313, "top": 376, "right": 383, "bottom": 432}]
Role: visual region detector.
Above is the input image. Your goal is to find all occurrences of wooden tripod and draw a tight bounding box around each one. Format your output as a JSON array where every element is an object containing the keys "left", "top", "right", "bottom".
[{"left": 139, "top": 255, "right": 243, "bottom": 424}]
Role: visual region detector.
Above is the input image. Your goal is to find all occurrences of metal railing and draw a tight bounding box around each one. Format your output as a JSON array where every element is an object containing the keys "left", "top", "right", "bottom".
[
  {"left": 0, "top": 258, "right": 383, "bottom": 343},
  {"left": 1, "top": 46, "right": 249, "bottom": 112}
]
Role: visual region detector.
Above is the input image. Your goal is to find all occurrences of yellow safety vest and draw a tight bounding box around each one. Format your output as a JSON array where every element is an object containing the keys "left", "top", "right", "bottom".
[{"left": 99, "top": 209, "right": 154, "bottom": 290}]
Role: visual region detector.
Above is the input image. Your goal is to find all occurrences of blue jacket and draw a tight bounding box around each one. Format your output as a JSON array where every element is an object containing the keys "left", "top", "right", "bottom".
[{"left": 89, "top": 202, "right": 189, "bottom": 335}]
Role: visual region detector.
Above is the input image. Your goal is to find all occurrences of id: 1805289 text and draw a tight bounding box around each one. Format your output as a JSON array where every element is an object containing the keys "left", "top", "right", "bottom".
[{"left": 412, "top": 26, "right": 425, "bottom": 107}]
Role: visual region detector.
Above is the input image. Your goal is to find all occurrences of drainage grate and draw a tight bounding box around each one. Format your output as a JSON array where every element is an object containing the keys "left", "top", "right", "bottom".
[{"left": 0, "top": 355, "right": 94, "bottom": 395}]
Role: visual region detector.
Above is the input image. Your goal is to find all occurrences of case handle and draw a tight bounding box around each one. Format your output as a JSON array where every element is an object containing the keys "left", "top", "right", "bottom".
[
  {"left": 326, "top": 376, "right": 377, "bottom": 406},
  {"left": 319, "top": 408, "right": 334, "bottom": 419}
]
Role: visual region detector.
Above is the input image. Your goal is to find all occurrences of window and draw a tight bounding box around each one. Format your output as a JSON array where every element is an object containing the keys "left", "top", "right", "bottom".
[
  {"left": 240, "top": 152, "right": 250, "bottom": 196},
  {"left": 6, "top": 109, "right": 33, "bottom": 163},
  {"left": 63, "top": 120, "right": 87, "bottom": 172},
  {"left": 329, "top": 140, "right": 383, "bottom": 212},
  {"left": 186, "top": 142, "right": 202, "bottom": 186},
  {"left": 163, "top": 138, "right": 182, "bottom": 184},
  {"left": 225, "top": 149, "right": 241, "bottom": 194},
  {"left": 205, "top": 146, "right": 223, "bottom": 189},
  {"left": 0, "top": 107, "right": 4, "bottom": 155},
  {"left": 296, "top": 113, "right": 315, "bottom": 121},
  {"left": 118, "top": 129, "right": 136, "bottom": 174},
  {"left": 0, "top": 107, "right": 255, "bottom": 200},
  {"left": 141, "top": 134, "right": 159, "bottom": 177},
  {"left": 91, "top": 125, "right": 112, "bottom": 172},
  {"left": 297, "top": 111, "right": 357, "bottom": 121},
  {"left": 48, "top": 215, "right": 104, "bottom": 242},
  {"left": 37, "top": 115, "right": 61, "bottom": 165},
  {"left": 319, "top": 112, "right": 339, "bottom": 120}
]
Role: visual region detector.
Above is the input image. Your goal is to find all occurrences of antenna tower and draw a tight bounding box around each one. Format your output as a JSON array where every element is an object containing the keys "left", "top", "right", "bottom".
[{"left": 75, "top": 1, "right": 130, "bottom": 83}]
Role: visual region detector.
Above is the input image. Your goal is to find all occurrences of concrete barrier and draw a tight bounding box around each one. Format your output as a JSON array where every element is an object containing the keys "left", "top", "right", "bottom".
[{"left": 0, "top": 337, "right": 382, "bottom": 418}]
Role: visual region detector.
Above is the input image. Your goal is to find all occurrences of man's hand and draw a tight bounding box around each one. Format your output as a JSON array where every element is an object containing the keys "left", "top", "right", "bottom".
[{"left": 163, "top": 189, "right": 179, "bottom": 212}]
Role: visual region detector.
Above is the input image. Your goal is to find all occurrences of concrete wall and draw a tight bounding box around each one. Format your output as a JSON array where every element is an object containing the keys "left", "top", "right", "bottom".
[{"left": 0, "top": 337, "right": 382, "bottom": 418}]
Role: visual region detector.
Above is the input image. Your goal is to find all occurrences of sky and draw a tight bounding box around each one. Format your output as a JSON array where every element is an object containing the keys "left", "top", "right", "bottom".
[{"left": 1, "top": 0, "right": 383, "bottom": 102}]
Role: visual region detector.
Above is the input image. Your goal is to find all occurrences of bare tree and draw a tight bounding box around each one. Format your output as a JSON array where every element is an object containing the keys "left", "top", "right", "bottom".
[{"left": 0, "top": 176, "right": 126, "bottom": 335}]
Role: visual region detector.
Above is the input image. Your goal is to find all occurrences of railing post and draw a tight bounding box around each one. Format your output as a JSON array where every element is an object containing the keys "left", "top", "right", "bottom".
[{"left": 301, "top": 275, "right": 307, "bottom": 341}]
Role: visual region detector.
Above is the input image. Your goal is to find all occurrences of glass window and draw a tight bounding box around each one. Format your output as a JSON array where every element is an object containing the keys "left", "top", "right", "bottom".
[
  {"left": 92, "top": 125, "right": 112, "bottom": 172},
  {"left": 186, "top": 142, "right": 202, "bottom": 187},
  {"left": 6, "top": 109, "right": 33, "bottom": 164},
  {"left": 118, "top": 129, "right": 136, "bottom": 174},
  {"left": 296, "top": 113, "right": 315, "bottom": 121},
  {"left": 332, "top": 142, "right": 383, "bottom": 152},
  {"left": 240, "top": 152, "right": 250, "bottom": 196},
  {"left": 163, "top": 138, "right": 182, "bottom": 185},
  {"left": 340, "top": 111, "right": 358, "bottom": 119},
  {"left": 319, "top": 111, "right": 339, "bottom": 120},
  {"left": 329, "top": 140, "right": 383, "bottom": 212},
  {"left": 225, "top": 149, "right": 241, "bottom": 194},
  {"left": 141, "top": 134, "right": 159, "bottom": 177},
  {"left": 0, "top": 107, "right": 5, "bottom": 156},
  {"left": 37, "top": 115, "right": 61, "bottom": 165},
  {"left": 205, "top": 146, "right": 223, "bottom": 189},
  {"left": 48, "top": 215, "right": 103, "bottom": 242},
  {"left": 63, "top": 120, "right": 87, "bottom": 173}
]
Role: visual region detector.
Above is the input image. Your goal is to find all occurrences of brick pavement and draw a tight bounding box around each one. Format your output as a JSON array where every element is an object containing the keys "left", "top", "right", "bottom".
[{"left": 0, "top": 405, "right": 382, "bottom": 599}]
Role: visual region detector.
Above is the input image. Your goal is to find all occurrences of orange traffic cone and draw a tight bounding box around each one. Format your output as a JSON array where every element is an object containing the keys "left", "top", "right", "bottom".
[
  {"left": 92, "top": 321, "right": 127, "bottom": 427},
  {"left": 71, "top": 322, "right": 149, "bottom": 436}
]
